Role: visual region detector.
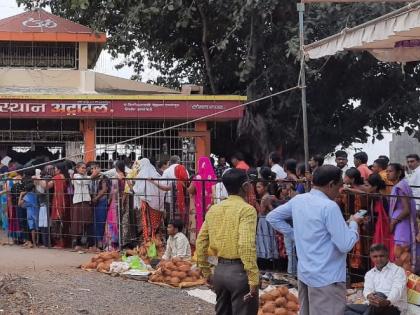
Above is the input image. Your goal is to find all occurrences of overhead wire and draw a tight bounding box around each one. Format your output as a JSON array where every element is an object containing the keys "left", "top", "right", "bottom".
[{"left": 3, "top": 85, "right": 301, "bottom": 176}]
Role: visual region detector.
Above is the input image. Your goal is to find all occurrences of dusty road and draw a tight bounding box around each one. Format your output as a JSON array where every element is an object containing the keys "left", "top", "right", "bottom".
[{"left": 0, "top": 245, "right": 214, "bottom": 315}]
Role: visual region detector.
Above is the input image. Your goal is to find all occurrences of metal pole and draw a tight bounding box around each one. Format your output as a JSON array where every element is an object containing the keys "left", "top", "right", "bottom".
[
  {"left": 298, "top": 2, "right": 310, "bottom": 171},
  {"left": 117, "top": 186, "right": 122, "bottom": 251},
  {"left": 46, "top": 184, "right": 51, "bottom": 248}
]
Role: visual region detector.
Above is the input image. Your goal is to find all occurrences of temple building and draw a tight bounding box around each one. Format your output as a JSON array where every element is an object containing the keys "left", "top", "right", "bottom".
[{"left": 0, "top": 9, "right": 245, "bottom": 170}]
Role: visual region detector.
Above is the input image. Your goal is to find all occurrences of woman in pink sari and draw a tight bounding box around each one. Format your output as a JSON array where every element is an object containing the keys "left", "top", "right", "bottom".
[
  {"left": 104, "top": 161, "right": 125, "bottom": 250},
  {"left": 188, "top": 157, "right": 216, "bottom": 242}
]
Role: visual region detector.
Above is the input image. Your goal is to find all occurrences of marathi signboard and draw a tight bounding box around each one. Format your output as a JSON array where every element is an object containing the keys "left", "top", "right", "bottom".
[{"left": 0, "top": 99, "right": 243, "bottom": 120}]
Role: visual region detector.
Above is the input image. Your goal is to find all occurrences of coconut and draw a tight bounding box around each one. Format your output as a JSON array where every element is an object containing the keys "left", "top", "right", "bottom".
[
  {"left": 279, "top": 287, "right": 289, "bottom": 296},
  {"left": 286, "top": 301, "right": 298, "bottom": 311},
  {"left": 170, "top": 277, "right": 181, "bottom": 284},
  {"left": 260, "top": 294, "right": 271, "bottom": 303},
  {"left": 103, "top": 260, "right": 112, "bottom": 271},
  {"left": 178, "top": 265, "right": 190, "bottom": 272},
  {"left": 96, "top": 262, "right": 105, "bottom": 271},
  {"left": 177, "top": 272, "right": 187, "bottom": 280},
  {"left": 274, "top": 308, "right": 287, "bottom": 315},
  {"left": 166, "top": 262, "right": 176, "bottom": 270},
  {"left": 262, "top": 302, "right": 276, "bottom": 313},
  {"left": 100, "top": 252, "right": 113, "bottom": 260},
  {"left": 286, "top": 293, "right": 298, "bottom": 304},
  {"left": 275, "top": 297, "right": 286, "bottom": 307},
  {"left": 86, "top": 262, "right": 98, "bottom": 269},
  {"left": 111, "top": 251, "right": 120, "bottom": 259},
  {"left": 270, "top": 289, "right": 282, "bottom": 298}
]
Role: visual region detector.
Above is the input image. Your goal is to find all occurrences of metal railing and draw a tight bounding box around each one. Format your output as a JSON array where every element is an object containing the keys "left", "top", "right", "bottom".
[{"left": 0, "top": 176, "right": 418, "bottom": 283}]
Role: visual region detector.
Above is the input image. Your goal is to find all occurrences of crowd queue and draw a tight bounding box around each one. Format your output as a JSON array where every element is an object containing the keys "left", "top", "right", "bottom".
[
  {"left": 195, "top": 151, "right": 420, "bottom": 315},
  {"left": 0, "top": 150, "right": 419, "bottom": 315}
]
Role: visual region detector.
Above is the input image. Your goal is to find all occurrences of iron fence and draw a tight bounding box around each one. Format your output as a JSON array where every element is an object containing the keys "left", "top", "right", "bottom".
[{"left": 0, "top": 176, "right": 418, "bottom": 285}]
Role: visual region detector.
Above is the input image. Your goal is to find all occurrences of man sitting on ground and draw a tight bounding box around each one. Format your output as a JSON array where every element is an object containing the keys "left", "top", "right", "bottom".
[
  {"left": 162, "top": 219, "right": 191, "bottom": 261},
  {"left": 345, "top": 243, "right": 407, "bottom": 315}
]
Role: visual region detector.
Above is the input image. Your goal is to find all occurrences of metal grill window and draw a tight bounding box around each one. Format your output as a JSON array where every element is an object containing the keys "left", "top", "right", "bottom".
[
  {"left": 95, "top": 120, "right": 196, "bottom": 171},
  {"left": 0, "top": 119, "right": 82, "bottom": 142},
  {"left": 0, "top": 41, "right": 78, "bottom": 69}
]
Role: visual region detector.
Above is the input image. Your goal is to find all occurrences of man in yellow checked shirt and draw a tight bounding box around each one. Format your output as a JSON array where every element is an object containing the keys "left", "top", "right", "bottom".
[{"left": 196, "top": 168, "right": 259, "bottom": 315}]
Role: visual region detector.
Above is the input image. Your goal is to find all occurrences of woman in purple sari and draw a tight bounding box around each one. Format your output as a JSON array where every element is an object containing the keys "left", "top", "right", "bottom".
[{"left": 387, "top": 163, "right": 420, "bottom": 273}]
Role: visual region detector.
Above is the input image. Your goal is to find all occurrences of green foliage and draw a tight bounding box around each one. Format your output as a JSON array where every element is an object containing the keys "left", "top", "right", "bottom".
[{"left": 17, "top": 1, "right": 420, "bottom": 163}]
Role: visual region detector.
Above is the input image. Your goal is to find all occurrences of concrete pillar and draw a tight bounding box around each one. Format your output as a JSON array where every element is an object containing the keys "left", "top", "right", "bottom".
[
  {"left": 79, "top": 42, "right": 88, "bottom": 70},
  {"left": 195, "top": 122, "right": 210, "bottom": 168},
  {"left": 81, "top": 119, "right": 96, "bottom": 162}
]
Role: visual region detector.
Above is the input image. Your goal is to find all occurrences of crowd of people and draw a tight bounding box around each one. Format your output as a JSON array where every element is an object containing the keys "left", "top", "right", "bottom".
[
  {"left": 0, "top": 149, "right": 419, "bottom": 314},
  {"left": 195, "top": 151, "right": 420, "bottom": 315},
  {"left": 0, "top": 150, "right": 419, "bottom": 260}
]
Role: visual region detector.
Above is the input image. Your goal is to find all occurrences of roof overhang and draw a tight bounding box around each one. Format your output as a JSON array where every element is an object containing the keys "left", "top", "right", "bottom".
[
  {"left": 0, "top": 32, "right": 106, "bottom": 43},
  {"left": 304, "top": 1, "right": 420, "bottom": 62},
  {"left": 0, "top": 8, "right": 106, "bottom": 44}
]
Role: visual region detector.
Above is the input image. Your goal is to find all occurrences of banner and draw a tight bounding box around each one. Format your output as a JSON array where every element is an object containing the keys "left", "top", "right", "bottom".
[{"left": 0, "top": 99, "right": 243, "bottom": 120}]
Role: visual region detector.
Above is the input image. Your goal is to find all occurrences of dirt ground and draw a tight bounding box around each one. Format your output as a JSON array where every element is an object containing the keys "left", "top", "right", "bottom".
[{"left": 0, "top": 243, "right": 214, "bottom": 315}]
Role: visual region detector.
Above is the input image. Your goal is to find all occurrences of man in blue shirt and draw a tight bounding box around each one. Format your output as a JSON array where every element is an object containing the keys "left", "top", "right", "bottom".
[{"left": 267, "top": 165, "right": 362, "bottom": 315}]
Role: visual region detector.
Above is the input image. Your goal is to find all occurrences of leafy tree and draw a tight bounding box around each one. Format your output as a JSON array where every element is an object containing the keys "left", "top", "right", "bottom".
[{"left": 18, "top": 1, "right": 420, "bottom": 164}]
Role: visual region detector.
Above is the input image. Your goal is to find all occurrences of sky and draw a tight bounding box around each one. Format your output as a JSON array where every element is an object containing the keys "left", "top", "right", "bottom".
[{"left": 0, "top": 0, "right": 393, "bottom": 165}]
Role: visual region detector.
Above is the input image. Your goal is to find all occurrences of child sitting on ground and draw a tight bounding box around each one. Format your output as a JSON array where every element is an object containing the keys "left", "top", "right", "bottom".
[{"left": 18, "top": 183, "right": 39, "bottom": 248}]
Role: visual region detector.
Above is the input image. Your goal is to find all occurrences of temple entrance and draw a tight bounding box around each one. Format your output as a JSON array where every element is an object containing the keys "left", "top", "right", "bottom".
[{"left": 0, "top": 119, "right": 83, "bottom": 167}]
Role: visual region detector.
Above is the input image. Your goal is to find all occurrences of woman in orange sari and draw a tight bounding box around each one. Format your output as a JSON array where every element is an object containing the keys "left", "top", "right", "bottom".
[
  {"left": 41, "top": 163, "right": 69, "bottom": 248},
  {"left": 343, "top": 167, "right": 369, "bottom": 271},
  {"left": 365, "top": 173, "right": 394, "bottom": 261}
]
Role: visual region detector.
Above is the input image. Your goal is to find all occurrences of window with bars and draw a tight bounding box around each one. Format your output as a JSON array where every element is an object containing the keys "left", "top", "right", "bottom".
[
  {"left": 0, "top": 41, "right": 78, "bottom": 69},
  {"left": 95, "top": 120, "right": 196, "bottom": 171},
  {"left": 0, "top": 119, "right": 82, "bottom": 142}
]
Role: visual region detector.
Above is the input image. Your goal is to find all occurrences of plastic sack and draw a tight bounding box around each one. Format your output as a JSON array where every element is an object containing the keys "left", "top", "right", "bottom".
[
  {"left": 147, "top": 242, "right": 157, "bottom": 258},
  {"left": 122, "top": 255, "right": 148, "bottom": 271},
  {"left": 110, "top": 262, "right": 130, "bottom": 274}
]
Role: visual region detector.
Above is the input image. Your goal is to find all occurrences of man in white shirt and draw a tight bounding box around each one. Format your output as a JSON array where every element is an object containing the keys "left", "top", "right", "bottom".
[
  {"left": 269, "top": 151, "right": 287, "bottom": 180},
  {"left": 345, "top": 244, "right": 407, "bottom": 315},
  {"left": 406, "top": 154, "right": 420, "bottom": 213},
  {"left": 162, "top": 219, "right": 191, "bottom": 260}
]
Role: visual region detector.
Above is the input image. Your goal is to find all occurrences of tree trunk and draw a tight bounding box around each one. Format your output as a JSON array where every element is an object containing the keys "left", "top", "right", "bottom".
[
  {"left": 197, "top": 2, "right": 217, "bottom": 95},
  {"left": 236, "top": 10, "right": 268, "bottom": 165}
]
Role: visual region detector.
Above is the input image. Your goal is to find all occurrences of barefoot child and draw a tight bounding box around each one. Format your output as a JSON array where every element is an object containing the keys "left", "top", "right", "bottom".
[{"left": 18, "top": 183, "right": 39, "bottom": 248}]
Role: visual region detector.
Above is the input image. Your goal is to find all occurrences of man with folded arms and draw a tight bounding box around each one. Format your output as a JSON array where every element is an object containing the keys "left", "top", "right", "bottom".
[{"left": 345, "top": 243, "right": 407, "bottom": 315}]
